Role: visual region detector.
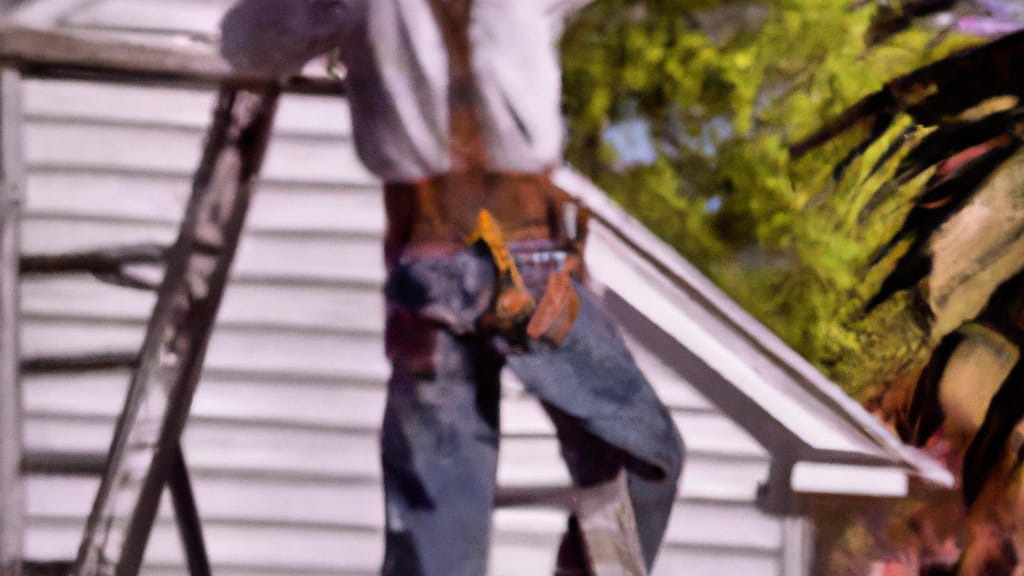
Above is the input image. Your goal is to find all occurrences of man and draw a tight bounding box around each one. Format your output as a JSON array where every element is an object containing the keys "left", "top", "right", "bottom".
[{"left": 219, "top": 1, "right": 684, "bottom": 574}]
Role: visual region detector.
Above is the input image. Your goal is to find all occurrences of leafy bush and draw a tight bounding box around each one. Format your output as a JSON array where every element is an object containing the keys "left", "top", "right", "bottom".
[{"left": 560, "top": 0, "right": 977, "bottom": 397}]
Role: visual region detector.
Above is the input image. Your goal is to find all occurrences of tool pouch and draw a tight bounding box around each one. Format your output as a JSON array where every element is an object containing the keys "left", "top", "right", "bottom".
[
  {"left": 466, "top": 210, "right": 536, "bottom": 335},
  {"left": 469, "top": 208, "right": 586, "bottom": 347},
  {"left": 385, "top": 206, "right": 587, "bottom": 346},
  {"left": 480, "top": 281, "right": 536, "bottom": 335},
  {"left": 527, "top": 270, "right": 581, "bottom": 347}
]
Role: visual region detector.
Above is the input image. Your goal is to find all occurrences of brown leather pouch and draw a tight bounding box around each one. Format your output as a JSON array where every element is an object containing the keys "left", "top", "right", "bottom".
[{"left": 527, "top": 270, "right": 581, "bottom": 346}]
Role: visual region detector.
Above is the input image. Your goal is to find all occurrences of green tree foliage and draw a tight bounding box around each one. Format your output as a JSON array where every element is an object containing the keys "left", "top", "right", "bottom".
[{"left": 560, "top": 0, "right": 978, "bottom": 397}]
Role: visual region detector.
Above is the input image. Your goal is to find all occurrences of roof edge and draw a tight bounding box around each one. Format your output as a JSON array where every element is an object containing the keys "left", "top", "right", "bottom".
[{"left": 553, "top": 166, "right": 954, "bottom": 489}]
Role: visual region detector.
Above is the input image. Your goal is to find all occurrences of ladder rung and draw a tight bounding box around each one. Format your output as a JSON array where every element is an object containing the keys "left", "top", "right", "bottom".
[
  {"left": 93, "top": 269, "right": 162, "bottom": 291},
  {"left": 22, "top": 451, "right": 106, "bottom": 476},
  {"left": 24, "top": 561, "right": 74, "bottom": 576},
  {"left": 21, "top": 351, "right": 139, "bottom": 375},
  {"left": 20, "top": 243, "right": 169, "bottom": 276}
]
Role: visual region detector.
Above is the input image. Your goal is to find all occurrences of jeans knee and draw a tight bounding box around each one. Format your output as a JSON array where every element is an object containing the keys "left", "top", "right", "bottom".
[{"left": 662, "top": 427, "right": 685, "bottom": 490}]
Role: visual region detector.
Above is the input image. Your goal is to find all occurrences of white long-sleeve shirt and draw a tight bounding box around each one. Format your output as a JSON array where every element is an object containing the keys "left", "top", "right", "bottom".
[{"left": 220, "top": 0, "right": 592, "bottom": 182}]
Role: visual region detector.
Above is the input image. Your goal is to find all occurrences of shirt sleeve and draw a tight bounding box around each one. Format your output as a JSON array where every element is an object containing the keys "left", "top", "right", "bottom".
[{"left": 219, "top": 0, "right": 361, "bottom": 76}]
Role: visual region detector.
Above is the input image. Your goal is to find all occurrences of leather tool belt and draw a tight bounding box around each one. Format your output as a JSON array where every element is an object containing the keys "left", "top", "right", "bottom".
[
  {"left": 383, "top": 172, "right": 589, "bottom": 265},
  {"left": 384, "top": 172, "right": 590, "bottom": 347}
]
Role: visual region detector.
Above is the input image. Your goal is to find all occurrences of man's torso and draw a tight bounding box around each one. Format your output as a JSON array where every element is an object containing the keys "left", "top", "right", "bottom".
[{"left": 337, "top": 0, "right": 568, "bottom": 181}]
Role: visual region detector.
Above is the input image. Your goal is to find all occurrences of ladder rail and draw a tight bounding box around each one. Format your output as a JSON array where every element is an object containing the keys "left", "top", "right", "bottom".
[
  {"left": 167, "top": 447, "right": 210, "bottom": 576},
  {"left": 0, "top": 24, "right": 651, "bottom": 574},
  {"left": 71, "top": 84, "right": 281, "bottom": 576},
  {"left": 0, "top": 27, "right": 331, "bottom": 574}
]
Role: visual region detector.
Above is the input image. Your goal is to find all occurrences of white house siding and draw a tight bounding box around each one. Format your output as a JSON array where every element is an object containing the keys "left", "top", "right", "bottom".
[{"left": 16, "top": 77, "right": 786, "bottom": 575}]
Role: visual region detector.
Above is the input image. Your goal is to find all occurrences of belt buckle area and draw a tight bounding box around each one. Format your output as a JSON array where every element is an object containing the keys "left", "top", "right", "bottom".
[
  {"left": 513, "top": 248, "right": 569, "bottom": 292},
  {"left": 515, "top": 249, "right": 568, "bottom": 267}
]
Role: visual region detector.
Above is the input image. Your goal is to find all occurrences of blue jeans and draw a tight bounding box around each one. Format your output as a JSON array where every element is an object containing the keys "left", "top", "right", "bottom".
[{"left": 381, "top": 253, "right": 685, "bottom": 576}]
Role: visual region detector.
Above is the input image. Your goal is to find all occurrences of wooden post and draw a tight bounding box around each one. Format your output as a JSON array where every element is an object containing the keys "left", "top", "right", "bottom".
[
  {"left": 0, "top": 68, "right": 25, "bottom": 576},
  {"left": 71, "top": 85, "right": 281, "bottom": 576}
]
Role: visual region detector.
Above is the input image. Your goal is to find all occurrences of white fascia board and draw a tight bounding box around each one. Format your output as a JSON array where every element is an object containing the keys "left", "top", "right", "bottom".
[
  {"left": 791, "top": 462, "right": 910, "bottom": 498},
  {"left": 584, "top": 223, "right": 878, "bottom": 456}
]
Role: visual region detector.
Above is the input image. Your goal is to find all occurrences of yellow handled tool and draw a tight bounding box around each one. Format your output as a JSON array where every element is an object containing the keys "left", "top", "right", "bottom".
[{"left": 467, "top": 210, "right": 536, "bottom": 332}]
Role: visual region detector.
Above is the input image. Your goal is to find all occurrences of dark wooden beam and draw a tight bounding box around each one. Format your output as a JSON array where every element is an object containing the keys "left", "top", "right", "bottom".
[
  {"left": 22, "top": 451, "right": 106, "bottom": 476},
  {"left": 0, "top": 25, "right": 345, "bottom": 96},
  {"left": 19, "top": 244, "right": 167, "bottom": 275},
  {"left": 22, "top": 562, "right": 72, "bottom": 576},
  {"left": 72, "top": 85, "right": 281, "bottom": 576},
  {"left": 21, "top": 244, "right": 168, "bottom": 291},
  {"left": 20, "top": 352, "right": 139, "bottom": 375},
  {"left": 0, "top": 67, "right": 24, "bottom": 576}
]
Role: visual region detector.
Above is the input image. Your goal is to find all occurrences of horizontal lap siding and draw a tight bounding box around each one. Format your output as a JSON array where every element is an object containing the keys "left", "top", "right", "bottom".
[
  {"left": 19, "top": 77, "right": 781, "bottom": 575},
  {"left": 58, "top": 0, "right": 231, "bottom": 38}
]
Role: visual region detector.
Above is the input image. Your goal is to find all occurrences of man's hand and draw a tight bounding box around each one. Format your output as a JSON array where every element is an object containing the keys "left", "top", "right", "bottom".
[{"left": 220, "top": 0, "right": 351, "bottom": 77}]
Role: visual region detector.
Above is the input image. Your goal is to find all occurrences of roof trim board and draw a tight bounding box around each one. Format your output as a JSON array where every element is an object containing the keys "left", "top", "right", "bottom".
[
  {"left": 790, "top": 463, "right": 909, "bottom": 498},
  {"left": 587, "top": 229, "right": 876, "bottom": 456},
  {"left": 553, "top": 167, "right": 955, "bottom": 500}
]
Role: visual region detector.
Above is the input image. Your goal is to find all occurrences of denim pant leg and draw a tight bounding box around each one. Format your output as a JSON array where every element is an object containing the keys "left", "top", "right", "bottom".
[
  {"left": 544, "top": 404, "right": 682, "bottom": 572},
  {"left": 509, "top": 284, "right": 685, "bottom": 571},
  {"left": 380, "top": 320, "right": 503, "bottom": 576}
]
